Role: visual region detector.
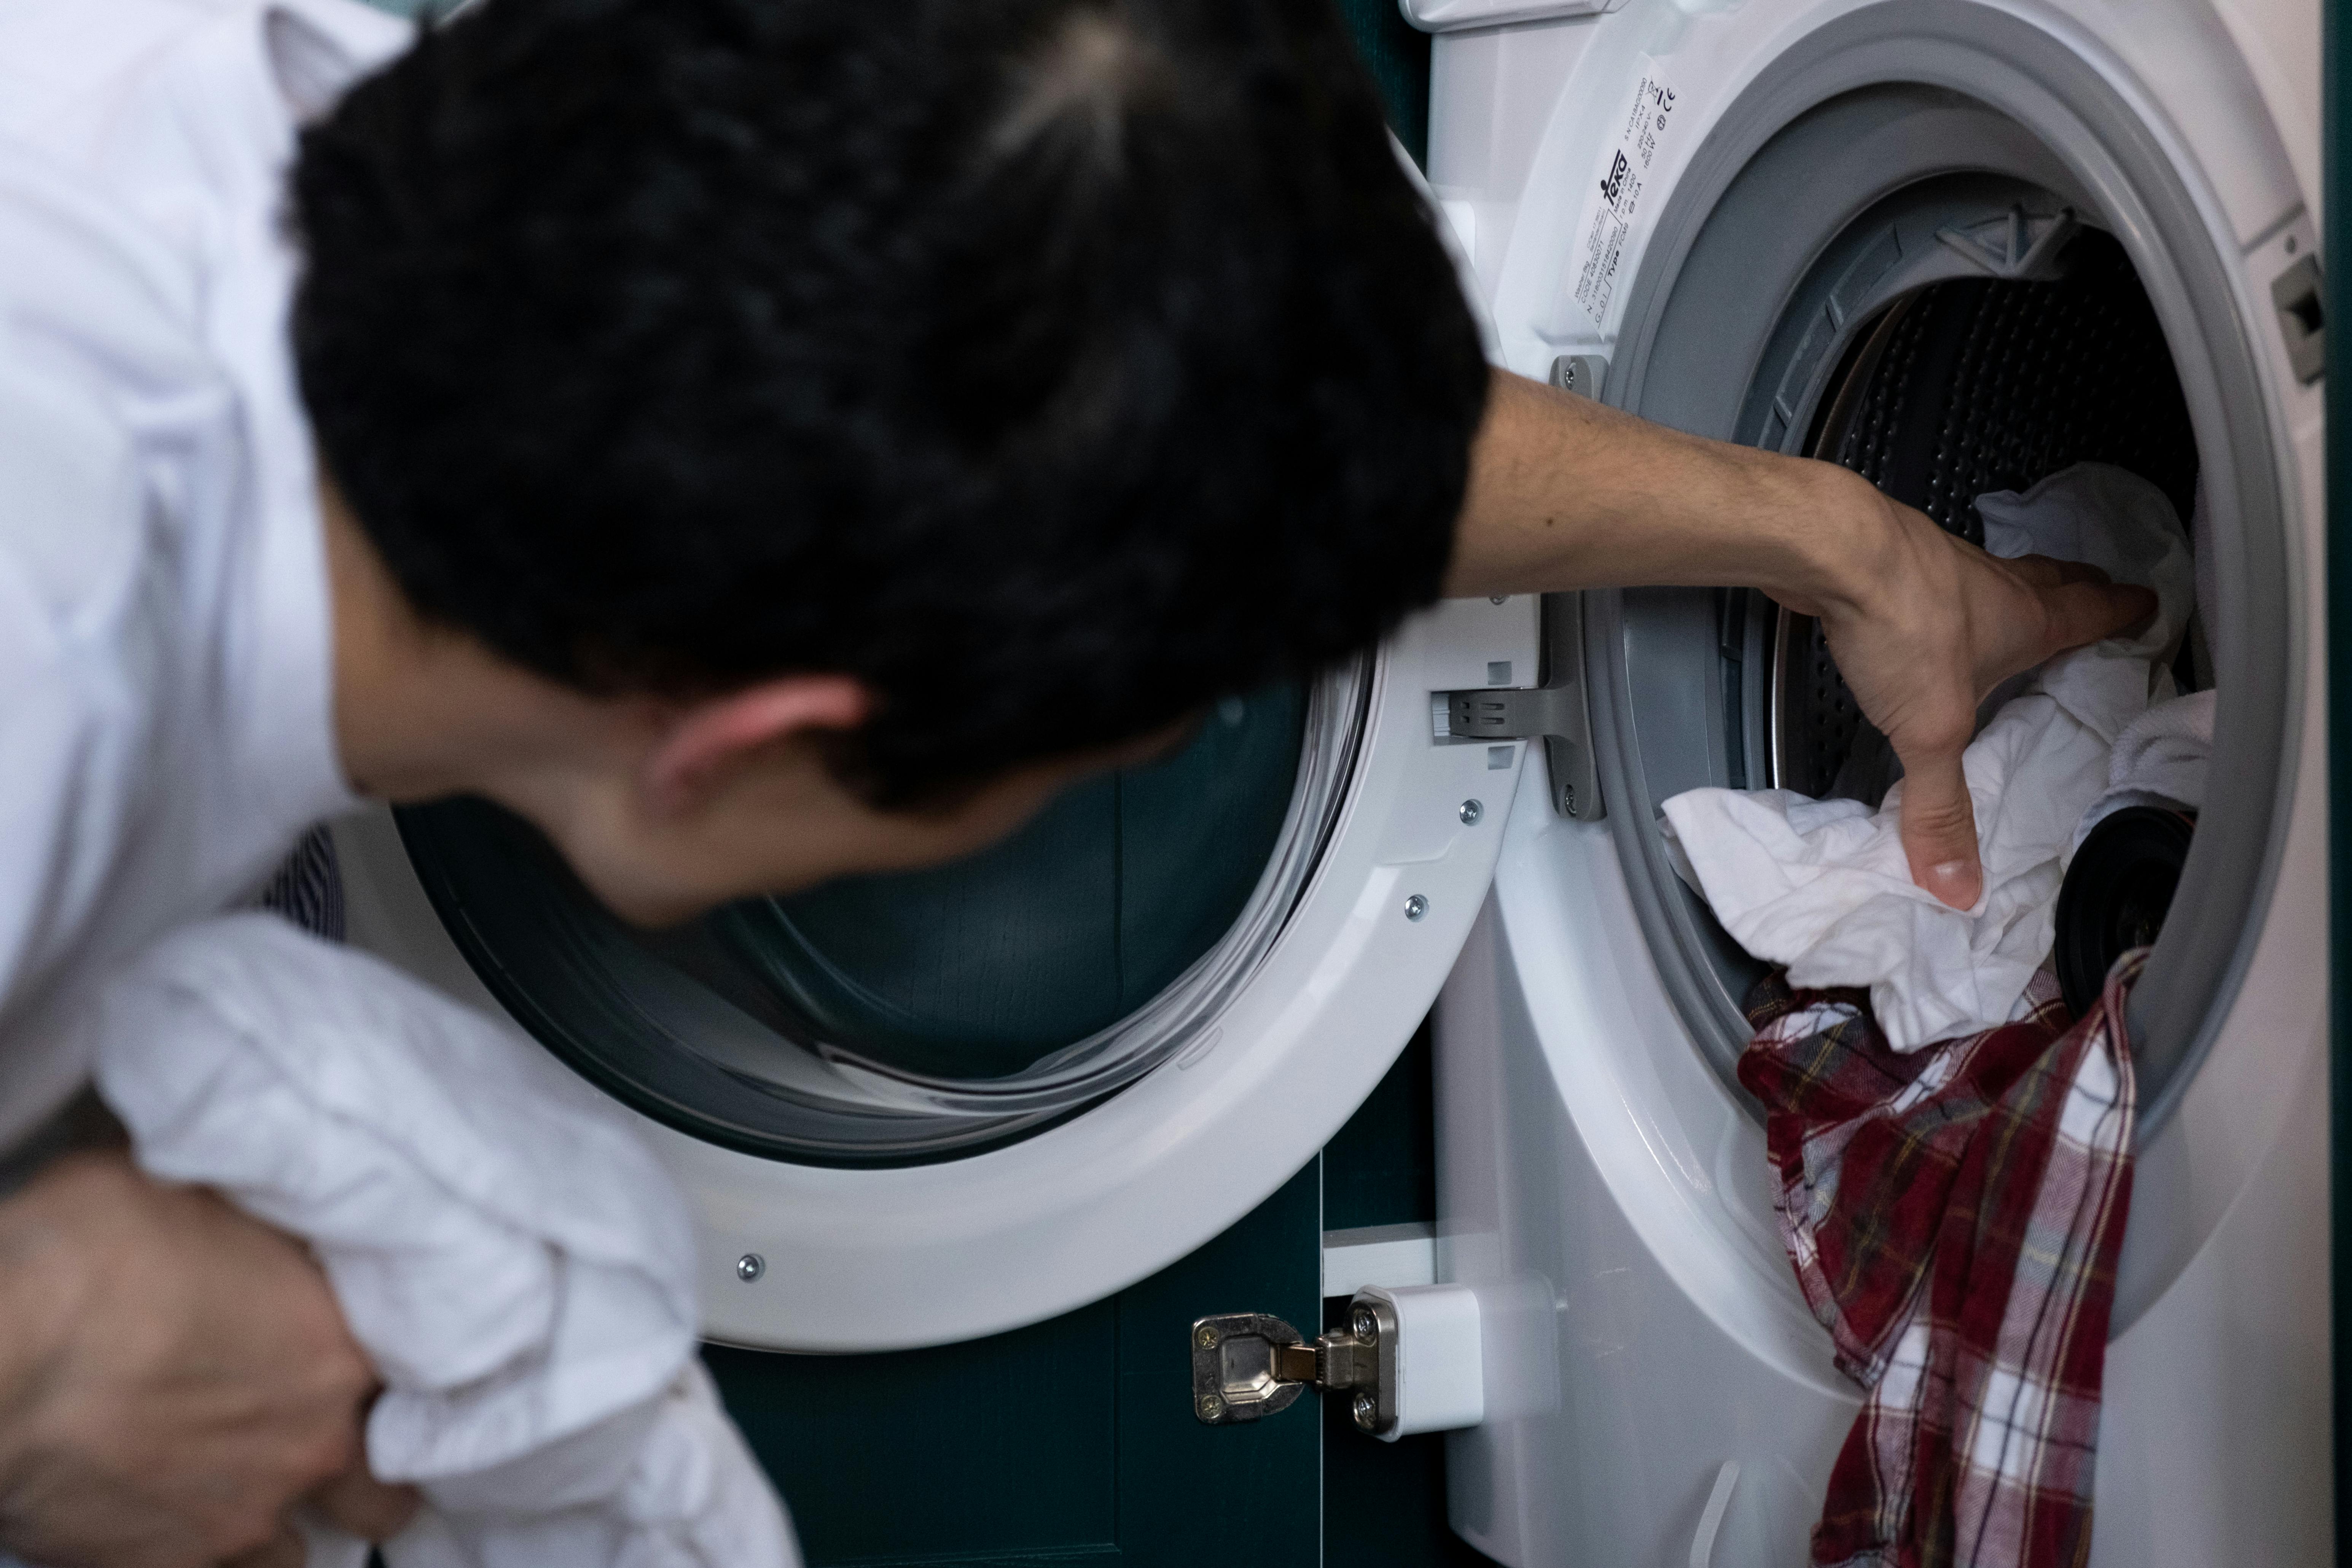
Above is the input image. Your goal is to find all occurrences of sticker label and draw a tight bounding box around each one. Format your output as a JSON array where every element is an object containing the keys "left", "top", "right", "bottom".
[{"left": 1569, "top": 60, "right": 1679, "bottom": 330}]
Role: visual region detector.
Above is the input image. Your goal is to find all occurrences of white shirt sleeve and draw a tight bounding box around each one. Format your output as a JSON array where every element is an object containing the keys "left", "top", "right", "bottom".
[{"left": 0, "top": 141, "right": 247, "bottom": 1135}]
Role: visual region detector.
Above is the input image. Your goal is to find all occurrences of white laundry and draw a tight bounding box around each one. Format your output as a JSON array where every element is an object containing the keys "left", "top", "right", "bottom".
[
  {"left": 86, "top": 914, "right": 799, "bottom": 1568},
  {"left": 2072, "top": 688, "right": 2214, "bottom": 848},
  {"left": 1661, "top": 463, "right": 2194, "bottom": 1050}
]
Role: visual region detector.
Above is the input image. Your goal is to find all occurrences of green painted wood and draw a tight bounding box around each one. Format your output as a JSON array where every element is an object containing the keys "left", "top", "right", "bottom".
[
  {"left": 2326, "top": 0, "right": 2347, "bottom": 1551},
  {"left": 1319, "top": 1354, "right": 1500, "bottom": 1568},
  {"left": 709, "top": 1159, "right": 1322, "bottom": 1566},
  {"left": 1113, "top": 1159, "right": 1323, "bottom": 1564},
  {"left": 1332, "top": 0, "right": 1433, "bottom": 168},
  {"left": 1321, "top": 1022, "right": 1440, "bottom": 1232},
  {"left": 708, "top": 1308, "right": 1116, "bottom": 1562}
]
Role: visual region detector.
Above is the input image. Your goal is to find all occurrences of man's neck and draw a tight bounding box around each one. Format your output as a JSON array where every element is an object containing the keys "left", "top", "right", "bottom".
[
  {"left": 317, "top": 479, "right": 983, "bottom": 923},
  {"left": 322, "top": 480, "right": 646, "bottom": 807}
]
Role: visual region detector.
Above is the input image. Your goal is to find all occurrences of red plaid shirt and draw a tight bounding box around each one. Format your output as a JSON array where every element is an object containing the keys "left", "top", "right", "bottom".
[{"left": 1740, "top": 953, "right": 2141, "bottom": 1568}]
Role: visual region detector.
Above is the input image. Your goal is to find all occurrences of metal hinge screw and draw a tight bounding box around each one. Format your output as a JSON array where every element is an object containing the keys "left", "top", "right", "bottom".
[
  {"left": 1195, "top": 1324, "right": 1221, "bottom": 1348},
  {"left": 1403, "top": 895, "right": 1428, "bottom": 922},
  {"left": 1458, "top": 799, "right": 1483, "bottom": 825},
  {"left": 735, "top": 1253, "right": 766, "bottom": 1283}
]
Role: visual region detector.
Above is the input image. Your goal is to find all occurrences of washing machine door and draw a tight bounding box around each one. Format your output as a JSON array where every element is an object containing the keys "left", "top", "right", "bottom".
[{"left": 337, "top": 595, "right": 1537, "bottom": 1350}]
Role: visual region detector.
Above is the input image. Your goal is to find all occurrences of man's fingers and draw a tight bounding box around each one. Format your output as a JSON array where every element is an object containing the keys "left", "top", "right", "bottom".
[
  {"left": 310, "top": 1464, "right": 422, "bottom": 1543},
  {"left": 2002, "top": 552, "right": 2112, "bottom": 589},
  {"left": 221, "top": 1525, "right": 307, "bottom": 1568},
  {"left": 2003, "top": 554, "right": 2156, "bottom": 656},
  {"left": 2041, "top": 578, "right": 2157, "bottom": 658},
  {"left": 1896, "top": 745, "right": 1982, "bottom": 911}
]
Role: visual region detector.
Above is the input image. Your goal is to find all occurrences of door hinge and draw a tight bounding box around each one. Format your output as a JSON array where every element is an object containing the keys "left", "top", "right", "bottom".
[
  {"left": 1434, "top": 593, "right": 1604, "bottom": 820},
  {"left": 1190, "top": 1295, "right": 1399, "bottom": 1435}
]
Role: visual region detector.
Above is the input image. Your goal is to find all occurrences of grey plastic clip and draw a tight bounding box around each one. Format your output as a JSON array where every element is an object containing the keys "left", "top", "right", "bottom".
[
  {"left": 2270, "top": 254, "right": 2325, "bottom": 385},
  {"left": 1437, "top": 595, "right": 1603, "bottom": 820},
  {"left": 1547, "top": 354, "right": 1609, "bottom": 401},
  {"left": 1935, "top": 204, "right": 2076, "bottom": 282}
]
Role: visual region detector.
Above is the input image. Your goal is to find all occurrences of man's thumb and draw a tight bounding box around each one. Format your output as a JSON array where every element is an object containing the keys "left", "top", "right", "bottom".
[
  {"left": 311, "top": 1463, "right": 422, "bottom": 1543},
  {"left": 1898, "top": 748, "right": 1983, "bottom": 910}
]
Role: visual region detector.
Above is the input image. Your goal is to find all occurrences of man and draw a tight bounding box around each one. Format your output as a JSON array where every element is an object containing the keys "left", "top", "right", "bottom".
[{"left": 0, "top": 0, "right": 2150, "bottom": 1563}]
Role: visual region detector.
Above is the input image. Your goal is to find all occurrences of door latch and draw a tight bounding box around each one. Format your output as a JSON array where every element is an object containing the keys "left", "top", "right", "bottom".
[
  {"left": 1434, "top": 593, "right": 1604, "bottom": 820},
  {"left": 2271, "top": 253, "right": 2325, "bottom": 385},
  {"left": 1190, "top": 1294, "right": 1399, "bottom": 1435}
]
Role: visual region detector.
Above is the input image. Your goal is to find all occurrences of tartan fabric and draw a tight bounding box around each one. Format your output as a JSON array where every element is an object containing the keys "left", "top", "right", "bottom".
[{"left": 1739, "top": 951, "right": 2142, "bottom": 1568}]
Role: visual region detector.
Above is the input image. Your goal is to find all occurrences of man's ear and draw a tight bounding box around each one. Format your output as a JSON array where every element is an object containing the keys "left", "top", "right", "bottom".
[{"left": 640, "top": 675, "right": 872, "bottom": 816}]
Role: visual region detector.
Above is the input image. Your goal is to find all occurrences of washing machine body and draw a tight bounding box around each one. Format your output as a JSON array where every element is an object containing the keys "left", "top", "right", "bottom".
[{"left": 1414, "top": 0, "right": 2326, "bottom": 1562}]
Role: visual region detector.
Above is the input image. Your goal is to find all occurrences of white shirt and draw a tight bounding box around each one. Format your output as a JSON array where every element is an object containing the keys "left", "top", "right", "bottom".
[
  {"left": 0, "top": 18, "right": 802, "bottom": 1554},
  {"left": 0, "top": 0, "right": 406, "bottom": 1149}
]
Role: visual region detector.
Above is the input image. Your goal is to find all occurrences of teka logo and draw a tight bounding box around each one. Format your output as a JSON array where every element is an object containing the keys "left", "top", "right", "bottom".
[{"left": 1599, "top": 150, "right": 1630, "bottom": 206}]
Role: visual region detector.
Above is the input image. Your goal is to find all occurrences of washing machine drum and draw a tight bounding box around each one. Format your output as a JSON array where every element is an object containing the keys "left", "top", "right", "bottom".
[
  {"left": 1584, "top": 80, "right": 2248, "bottom": 1124},
  {"left": 396, "top": 680, "right": 1329, "bottom": 1165},
  {"left": 1771, "top": 229, "right": 2198, "bottom": 803},
  {"left": 1662, "top": 229, "right": 2201, "bottom": 1037}
]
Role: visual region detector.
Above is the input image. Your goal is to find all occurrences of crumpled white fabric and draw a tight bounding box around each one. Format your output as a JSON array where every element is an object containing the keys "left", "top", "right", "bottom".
[
  {"left": 2071, "top": 688, "right": 2214, "bottom": 849},
  {"left": 1661, "top": 463, "right": 2194, "bottom": 1051},
  {"left": 84, "top": 914, "right": 799, "bottom": 1568}
]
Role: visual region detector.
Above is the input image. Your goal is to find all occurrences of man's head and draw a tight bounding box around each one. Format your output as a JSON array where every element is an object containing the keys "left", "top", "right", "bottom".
[{"left": 295, "top": 0, "right": 1487, "bottom": 914}]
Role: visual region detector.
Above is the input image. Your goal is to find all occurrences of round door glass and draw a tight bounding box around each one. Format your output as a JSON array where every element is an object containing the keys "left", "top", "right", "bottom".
[
  {"left": 704, "top": 687, "right": 1303, "bottom": 1081},
  {"left": 397, "top": 670, "right": 1368, "bottom": 1165}
]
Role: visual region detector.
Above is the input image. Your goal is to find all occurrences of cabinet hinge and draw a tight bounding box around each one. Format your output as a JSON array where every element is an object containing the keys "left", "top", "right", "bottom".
[{"left": 1190, "top": 1295, "right": 1398, "bottom": 1435}]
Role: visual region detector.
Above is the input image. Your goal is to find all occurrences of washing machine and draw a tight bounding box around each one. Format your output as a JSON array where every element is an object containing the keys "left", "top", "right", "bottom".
[
  {"left": 1409, "top": 0, "right": 2327, "bottom": 1562},
  {"left": 333, "top": 0, "right": 2324, "bottom": 1559}
]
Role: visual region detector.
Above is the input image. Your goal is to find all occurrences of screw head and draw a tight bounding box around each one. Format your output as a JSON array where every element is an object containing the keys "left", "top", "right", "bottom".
[
  {"left": 1489, "top": 595, "right": 1507, "bottom": 606},
  {"left": 1199, "top": 1394, "right": 1225, "bottom": 1420},
  {"left": 1195, "top": 1325, "right": 1221, "bottom": 1348},
  {"left": 1403, "top": 894, "right": 1428, "bottom": 922},
  {"left": 1562, "top": 784, "right": 1578, "bottom": 814},
  {"left": 1351, "top": 1390, "right": 1379, "bottom": 1430},
  {"left": 734, "top": 1253, "right": 766, "bottom": 1283},
  {"left": 1350, "top": 1306, "right": 1379, "bottom": 1341},
  {"left": 1458, "top": 799, "right": 1484, "bottom": 825}
]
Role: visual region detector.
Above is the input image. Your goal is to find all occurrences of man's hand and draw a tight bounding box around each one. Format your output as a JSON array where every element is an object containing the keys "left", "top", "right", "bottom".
[
  {"left": 0, "top": 1152, "right": 419, "bottom": 1567},
  {"left": 1769, "top": 480, "right": 2155, "bottom": 909},
  {"left": 1447, "top": 369, "right": 2154, "bottom": 908}
]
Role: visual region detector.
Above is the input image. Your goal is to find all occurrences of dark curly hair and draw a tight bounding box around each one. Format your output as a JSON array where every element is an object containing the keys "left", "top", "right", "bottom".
[{"left": 291, "top": 0, "right": 1486, "bottom": 801}]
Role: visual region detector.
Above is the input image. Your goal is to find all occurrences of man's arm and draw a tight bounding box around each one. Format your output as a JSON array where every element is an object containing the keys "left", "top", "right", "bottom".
[{"left": 1448, "top": 370, "right": 2155, "bottom": 910}]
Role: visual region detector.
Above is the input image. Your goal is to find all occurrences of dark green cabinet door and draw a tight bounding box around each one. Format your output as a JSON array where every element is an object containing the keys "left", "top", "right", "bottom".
[
  {"left": 706, "top": 1033, "right": 1503, "bottom": 1568},
  {"left": 708, "top": 1159, "right": 1322, "bottom": 1567}
]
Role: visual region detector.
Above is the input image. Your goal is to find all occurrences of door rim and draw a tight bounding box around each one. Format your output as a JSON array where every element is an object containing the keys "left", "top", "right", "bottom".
[{"left": 337, "top": 596, "right": 1538, "bottom": 1350}]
